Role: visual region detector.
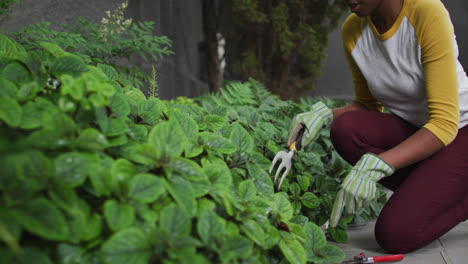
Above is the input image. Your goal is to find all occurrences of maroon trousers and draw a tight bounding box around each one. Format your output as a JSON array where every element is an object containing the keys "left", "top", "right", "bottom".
[{"left": 330, "top": 111, "right": 468, "bottom": 253}]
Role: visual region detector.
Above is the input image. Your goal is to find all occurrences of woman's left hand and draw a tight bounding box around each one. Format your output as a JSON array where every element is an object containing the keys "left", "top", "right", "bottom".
[{"left": 330, "top": 153, "right": 394, "bottom": 227}]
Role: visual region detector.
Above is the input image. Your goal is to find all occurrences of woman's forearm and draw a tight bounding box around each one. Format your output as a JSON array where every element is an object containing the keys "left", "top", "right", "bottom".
[{"left": 378, "top": 127, "right": 445, "bottom": 170}]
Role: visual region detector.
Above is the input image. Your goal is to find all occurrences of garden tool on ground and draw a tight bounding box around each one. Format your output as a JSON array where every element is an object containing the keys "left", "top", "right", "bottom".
[
  {"left": 269, "top": 127, "right": 305, "bottom": 191},
  {"left": 342, "top": 253, "right": 405, "bottom": 264}
]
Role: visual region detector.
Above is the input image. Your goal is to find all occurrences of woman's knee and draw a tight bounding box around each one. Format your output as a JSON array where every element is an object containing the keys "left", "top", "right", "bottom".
[
  {"left": 330, "top": 111, "right": 368, "bottom": 165},
  {"left": 375, "top": 214, "right": 426, "bottom": 254}
]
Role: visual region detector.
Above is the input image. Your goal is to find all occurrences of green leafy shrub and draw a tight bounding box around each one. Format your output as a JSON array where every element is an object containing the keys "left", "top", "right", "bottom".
[
  {"left": 8, "top": 1, "right": 172, "bottom": 90},
  {"left": 0, "top": 31, "right": 386, "bottom": 264}
]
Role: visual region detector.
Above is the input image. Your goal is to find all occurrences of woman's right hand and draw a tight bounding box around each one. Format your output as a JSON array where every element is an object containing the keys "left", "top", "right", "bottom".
[{"left": 288, "top": 101, "right": 333, "bottom": 148}]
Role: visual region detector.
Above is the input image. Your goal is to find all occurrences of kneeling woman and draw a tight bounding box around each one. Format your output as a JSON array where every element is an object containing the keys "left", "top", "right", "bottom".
[{"left": 287, "top": 0, "right": 468, "bottom": 253}]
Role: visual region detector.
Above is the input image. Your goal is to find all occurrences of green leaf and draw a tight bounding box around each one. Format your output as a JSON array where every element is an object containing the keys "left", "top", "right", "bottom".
[
  {"left": 196, "top": 207, "right": 225, "bottom": 246},
  {"left": 160, "top": 203, "right": 191, "bottom": 243},
  {"left": 135, "top": 97, "right": 163, "bottom": 126},
  {"left": 290, "top": 182, "right": 301, "bottom": 198},
  {"left": 199, "top": 132, "right": 236, "bottom": 154},
  {"left": 57, "top": 243, "right": 84, "bottom": 264},
  {"left": 1, "top": 61, "right": 31, "bottom": 85},
  {"left": 241, "top": 219, "right": 265, "bottom": 247},
  {"left": 279, "top": 235, "right": 307, "bottom": 264},
  {"left": 54, "top": 152, "right": 89, "bottom": 188},
  {"left": 101, "top": 228, "right": 151, "bottom": 264},
  {"left": 0, "top": 97, "right": 22, "bottom": 127},
  {"left": 110, "top": 158, "right": 136, "bottom": 194},
  {"left": 184, "top": 138, "right": 204, "bottom": 158},
  {"left": 0, "top": 34, "right": 26, "bottom": 59},
  {"left": 0, "top": 77, "right": 18, "bottom": 99},
  {"left": 165, "top": 176, "right": 196, "bottom": 216},
  {"left": 129, "top": 143, "right": 159, "bottom": 165},
  {"left": 128, "top": 173, "right": 165, "bottom": 203},
  {"left": 48, "top": 187, "right": 79, "bottom": 215},
  {"left": 109, "top": 93, "right": 130, "bottom": 118},
  {"left": 127, "top": 123, "right": 148, "bottom": 143},
  {"left": 230, "top": 124, "right": 254, "bottom": 154},
  {"left": 328, "top": 227, "right": 349, "bottom": 244},
  {"left": 165, "top": 157, "right": 206, "bottom": 181},
  {"left": 204, "top": 114, "right": 226, "bottom": 131},
  {"left": 16, "top": 247, "right": 54, "bottom": 264},
  {"left": 77, "top": 128, "right": 109, "bottom": 151},
  {"left": 103, "top": 200, "right": 135, "bottom": 232},
  {"left": 304, "top": 222, "right": 326, "bottom": 251},
  {"left": 88, "top": 163, "right": 112, "bottom": 197},
  {"left": 220, "top": 235, "right": 253, "bottom": 262},
  {"left": 171, "top": 110, "right": 198, "bottom": 139},
  {"left": 10, "top": 198, "right": 69, "bottom": 241},
  {"left": 318, "top": 244, "right": 345, "bottom": 263},
  {"left": 248, "top": 163, "right": 274, "bottom": 198},
  {"left": 148, "top": 120, "right": 185, "bottom": 158},
  {"left": 238, "top": 180, "right": 257, "bottom": 202},
  {"left": 57, "top": 243, "right": 85, "bottom": 264},
  {"left": 273, "top": 193, "right": 293, "bottom": 221},
  {"left": 60, "top": 74, "right": 84, "bottom": 101},
  {"left": 301, "top": 192, "right": 320, "bottom": 209},
  {"left": 50, "top": 56, "right": 88, "bottom": 77},
  {"left": 39, "top": 41, "right": 67, "bottom": 57},
  {"left": 264, "top": 224, "right": 280, "bottom": 249},
  {"left": 17, "top": 81, "right": 39, "bottom": 102},
  {"left": 98, "top": 63, "right": 118, "bottom": 81}
]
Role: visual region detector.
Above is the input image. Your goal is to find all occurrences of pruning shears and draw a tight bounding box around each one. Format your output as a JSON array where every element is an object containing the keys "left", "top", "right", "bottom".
[
  {"left": 342, "top": 253, "right": 405, "bottom": 264},
  {"left": 269, "top": 127, "right": 305, "bottom": 191}
]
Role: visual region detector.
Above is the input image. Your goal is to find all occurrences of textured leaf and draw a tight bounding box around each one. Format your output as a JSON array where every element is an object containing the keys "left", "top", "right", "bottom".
[
  {"left": 50, "top": 56, "right": 88, "bottom": 77},
  {"left": 77, "top": 128, "right": 109, "bottom": 151},
  {"left": 103, "top": 200, "right": 135, "bottom": 232},
  {"left": 110, "top": 159, "right": 136, "bottom": 193},
  {"left": 128, "top": 173, "right": 165, "bottom": 203},
  {"left": 148, "top": 120, "right": 185, "bottom": 158},
  {"left": 220, "top": 235, "right": 253, "bottom": 262},
  {"left": 48, "top": 187, "right": 79, "bottom": 214},
  {"left": 136, "top": 97, "right": 163, "bottom": 126},
  {"left": 204, "top": 114, "right": 226, "bottom": 131},
  {"left": 101, "top": 228, "right": 151, "bottom": 264},
  {"left": 60, "top": 74, "right": 84, "bottom": 101},
  {"left": 160, "top": 203, "right": 191, "bottom": 242},
  {"left": 241, "top": 219, "right": 265, "bottom": 247},
  {"left": 304, "top": 222, "right": 326, "bottom": 251},
  {"left": 230, "top": 124, "right": 254, "bottom": 154},
  {"left": 279, "top": 235, "right": 307, "bottom": 264},
  {"left": 171, "top": 110, "right": 198, "bottom": 139},
  {"left": 0, "top": 97, "right": 22, "bottom": 127},
  {"left": 16, "top": 247, "right": 54, "bottom": 264},
  {"left": 196, "top": 208, "right": 225, "bottom": 245},
  {"left": 129, "top": 143, "right": 159, "bottom": 165},
  {"left": 11, "top": 198, "right": 69, "bottom": 241},
  {"left": 273, "top": 193, "right": 293, "bottom": 221},
  {"left": 165, "top": 176, "right": 196, "bottom": 216},
  {"left": 109, "top": 93, "right": 130, "bottom": 118},
  {"left": 238, "top": 180, "right": 257, "bottom": 202},
  {"left": 17, "top": 81, "right": 39, "bottom": 102},
  {"left": 165, "top": 157, "right": 206, "bottom": 181},
  {"left": 39, "top": 41, "right": 66, "bottom": 57},
  {"left": 318, "top": 244, "right": 345, "bottom": 263},
  {"left": 98, "top": 63, "right": 118, "bottom": 81},
  {"left": 301, "top": 192, "right": 320, "bottom": 209},
  {"left": 199, "top": 132, "right": 236, "bottom": 154},
  {"left": 88, "top": 163, "right": 112, "bottom": 196},
  {"left": 54, "top": 152, "right": 89, "bottom": 187},
  {"left": 328, "top": 227, "right": 349, "bottom": 244}
]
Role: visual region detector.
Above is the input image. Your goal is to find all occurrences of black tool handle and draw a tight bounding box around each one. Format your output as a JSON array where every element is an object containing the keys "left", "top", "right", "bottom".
[{"left": 295, "top": 126, "right": 306, "bottom": 151}]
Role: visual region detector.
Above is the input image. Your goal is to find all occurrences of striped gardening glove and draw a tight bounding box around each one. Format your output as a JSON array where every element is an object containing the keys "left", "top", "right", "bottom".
[
  {"left": 330, "top": 153, "right": 394, "bottom": 227},
  {"left": 288, "top": 101, "right": 333, "bottom": 149}
]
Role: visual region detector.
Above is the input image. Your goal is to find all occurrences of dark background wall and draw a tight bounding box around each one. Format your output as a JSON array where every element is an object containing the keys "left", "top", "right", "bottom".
[{"left": 2, "top": 0, "right": 468, "bottom": 100}]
